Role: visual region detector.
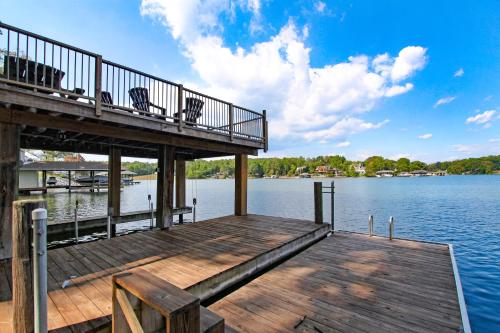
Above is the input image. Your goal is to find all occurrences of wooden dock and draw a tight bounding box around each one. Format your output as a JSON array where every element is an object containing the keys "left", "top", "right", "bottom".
[
  {"left": 0, "top": 214, "right": 329, "bottom": 332},
  {"left": 209, "top": 231, "right": 469, "bottom": 333}
]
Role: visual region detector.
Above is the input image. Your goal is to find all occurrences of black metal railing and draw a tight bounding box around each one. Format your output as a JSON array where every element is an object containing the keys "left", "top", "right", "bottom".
[
  {"left": 0, "top": 22, "right": 267, "bottom": 145},
  {"left": 0, "top": 23, "right": 97, "bottom": 102}
]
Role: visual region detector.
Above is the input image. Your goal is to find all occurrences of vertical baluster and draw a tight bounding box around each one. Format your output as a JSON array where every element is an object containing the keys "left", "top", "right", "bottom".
[
  {"left": 59, "top": 46, "right": 62, "bottom": 88},
  {"left": 42, "top": 41, "right": 46, "bottom": 88},
  {"left": 16, "top": 32, "right": 19, "bottom": 81},
  {"left": 73, "top": 50, "right": 76, "bottom": 91},
  {"left": 58, "top": 46, "right": 61, "bottom": 90},
  {"left": 6, "top": 29, "right": 10, "bottom": 80},
  {"left": 34, "top": 38, "right": 38, "bottom": 87},
  {"left": 123, "top": 68, "right": 126, "bottom": 107},
  {"left": 80, "top": 53, "right": 83, "bottom": 94},
  {"left": 25, "top": 34, "right": 28, "bottom": 84},
  {"left": 87, "top": 55, "right": 90, "bottom": 98},
  {"left": 66, "top": 48, "right": 69, "bottom": 90},
  {"left": 128, "top": 71, "right": 131, "bottom": 107},
  {"left": 117, "top": 67, "right": 120, "bottom": 106},
  {"left": 112, "top": 65, "right": 114, "bottom": 104}
]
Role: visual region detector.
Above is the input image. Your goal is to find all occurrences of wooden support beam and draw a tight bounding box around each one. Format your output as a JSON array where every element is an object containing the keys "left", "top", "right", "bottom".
[
  {"left": 12, "top": 199, "right": 46, "bottom": 333},
  {"left": 0, "top": 106, "right": 261, "bottom": 156},
  {"left": 42, "top": 170, "right": 47, "bottom": 188},
  {"left": 175, "top": 160, "right": 186, "bottom": 223},
  {"left": 0, "top": 122, "right": 20, "bottom": 260},
  {"left": 157, "top": 145, "right": 175, "bottom": 229},
  {"left": 314, "top": 182, "right": 323, "bottom": 224},
  {"left": 235, "top": 154, "right": 248, "bottom": 216},
  {"left": 108, "top": 147, "right": 121, "bottom": 236}
]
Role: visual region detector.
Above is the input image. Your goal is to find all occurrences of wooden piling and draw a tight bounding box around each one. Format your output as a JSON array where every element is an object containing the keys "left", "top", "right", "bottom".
[
  {"left": 175, "top": 159, "right": 186, "bottom": 223},
  {"left": 108, "top": 147, "right": 121, "bottom": 237},
  {"left": 157, "top": 145, "right": 175, "bottom": 229},
  {"left": 235, "top": 154, "right": 248, "bottom": 216},
  {"left": 314, "top": 182, "right": 323, "bottom": 224},
  {"left": 12, "top": 199, "right": 46, "bottom": 333},
  {"left": 0, "top": 122, "right": 20, "bottom": 260}
]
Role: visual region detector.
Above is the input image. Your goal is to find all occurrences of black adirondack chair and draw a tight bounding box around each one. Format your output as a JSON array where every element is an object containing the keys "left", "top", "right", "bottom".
[
  {"left": 174, "top": 97, "right": 204, "bottom": 125},
  {"left": 101, "top": 91, "right": 113, "bottom": 104},
  {"left": 129, "top": 87, "right": 166, "bottom": 118}
]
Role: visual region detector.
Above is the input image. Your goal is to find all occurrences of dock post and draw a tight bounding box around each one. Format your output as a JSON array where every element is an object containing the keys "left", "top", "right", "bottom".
[
  {"left": 148, "top": 194, "right": 153, "bottom": 229},
  {"left": 330, "top": 181, "right": 335, "bottom": 232},
  {"left": 314, "top": 182, "right": 323, "bottom": 224},
  {"left": 157, "top": 145, "right": 175, "bottom": 229},
  {"left": 107, "top": 208, "right": 112, "bottom": 239},
  {"left": 32, "top": 208, "right": 48, "bottom": 333},
  {"left": 74, "top": 199, "right": 79, "bottom": 244},
  {"left": 68, "top": 171, "right": 71, "bottom": 193},
  {"left": 0, "top": 122, "right": 20, "bottom": 260},
  {"left": 389, "top": 216, "right": 395, "bottom": 240},
  {"left": 235, "top": 154, "right": 248, "bottom": 216},
  {"left": 175, "top": 159, "right": 186, "bottom": 224},
  {"left": 108, "top": 147, "right": 121, "bottom": 237},
  {"left": 368, "top": 215, "right": 374, "bottom": 236},
  {"left": 12, "top": 199, "right": 46, "bottom": 333}
]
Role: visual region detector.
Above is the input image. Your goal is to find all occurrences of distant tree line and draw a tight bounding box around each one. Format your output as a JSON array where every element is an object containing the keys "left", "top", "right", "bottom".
[{"left": 30, "top": 150, "right": 500, "bottom": 178}]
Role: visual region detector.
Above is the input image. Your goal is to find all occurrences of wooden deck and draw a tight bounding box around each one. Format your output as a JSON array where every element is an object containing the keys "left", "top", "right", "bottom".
[
  {"left": 209, "top": 232, "right": 467, "bottom": 333},
  {"left": 0, "top": 215, "right": 329, "bottom": 332}
]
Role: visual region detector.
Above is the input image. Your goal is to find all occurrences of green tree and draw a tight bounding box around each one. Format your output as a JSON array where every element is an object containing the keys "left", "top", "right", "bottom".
[{"left": 396, "top": 158, "right": 411, "bottom": 172}]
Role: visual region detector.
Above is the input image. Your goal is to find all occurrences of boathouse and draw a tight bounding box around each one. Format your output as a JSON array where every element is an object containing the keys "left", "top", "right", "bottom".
[{"left": 0, "top": 23, "right": 470, "bottom": 333}]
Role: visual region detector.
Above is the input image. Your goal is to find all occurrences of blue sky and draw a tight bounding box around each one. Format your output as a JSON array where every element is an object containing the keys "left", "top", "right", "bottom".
[{"left": 2, "top": 0, "right": 499, "bottom": 162}]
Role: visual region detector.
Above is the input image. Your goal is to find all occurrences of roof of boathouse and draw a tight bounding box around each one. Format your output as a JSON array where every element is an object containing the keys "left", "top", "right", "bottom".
[{"left": 20, "top": 161, "right": 124, "bottom": 172}]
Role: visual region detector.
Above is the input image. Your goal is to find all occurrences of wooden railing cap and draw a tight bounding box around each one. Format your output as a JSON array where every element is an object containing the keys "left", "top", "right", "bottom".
[{"left": 113, "top": 268, "right": 200, "bottom": 317}]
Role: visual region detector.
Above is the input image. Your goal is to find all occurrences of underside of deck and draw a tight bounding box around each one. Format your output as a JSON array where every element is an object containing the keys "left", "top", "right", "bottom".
[
  {"left": 0, "top": 214, "right": 329, "bottom": 333},
  {"left": 209, "top": 232, "right": 466, "bottom": 333}
]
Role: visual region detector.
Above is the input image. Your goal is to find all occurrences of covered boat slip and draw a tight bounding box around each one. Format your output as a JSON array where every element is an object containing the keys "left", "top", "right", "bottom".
[
  {"left": 209, "top": 232, "right": 468, "bottom": 333},
  {"left": 0, "top": 214, "right": 329, "bottom": 332}
]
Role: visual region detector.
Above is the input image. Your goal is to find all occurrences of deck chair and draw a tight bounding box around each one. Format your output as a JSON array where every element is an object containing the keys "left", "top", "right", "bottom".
[
  {"left": 174, "top": 97, "right": 204, "bottom": 126},
  {"left": 101, "top": 91, "right": 113, "bottom": 104},
  {"left": 36, "top": 63, "right": 65, "bottom": 90},
  {"left": 129, "top": 87, "right": 166, "bottom": 118}
]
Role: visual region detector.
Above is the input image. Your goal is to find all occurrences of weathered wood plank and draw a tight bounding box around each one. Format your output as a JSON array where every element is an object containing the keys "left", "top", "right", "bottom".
[
  {"left": 209, "top": 231, "right": 464, "bottom": 333},
  {"left": 0, "top": 122, "right": 20, "bottom": 260}
]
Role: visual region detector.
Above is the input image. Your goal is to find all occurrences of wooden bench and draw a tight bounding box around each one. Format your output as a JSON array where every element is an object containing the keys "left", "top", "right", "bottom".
[{"left": 112, "top": 268, "right": 224, "bottom": 333}]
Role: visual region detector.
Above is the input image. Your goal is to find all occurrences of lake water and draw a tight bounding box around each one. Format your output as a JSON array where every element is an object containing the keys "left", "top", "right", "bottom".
[{"left": 35, "top": 175, "right": 500, "bottom": 332}]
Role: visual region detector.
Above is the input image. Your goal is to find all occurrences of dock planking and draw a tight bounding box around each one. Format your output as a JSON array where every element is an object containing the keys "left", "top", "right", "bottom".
[
  {"left": 0, "top": 214, "right": 328, "bottom": 332},
  {"left": 209, "top": 231, "right": 465, "bottom": 333}
]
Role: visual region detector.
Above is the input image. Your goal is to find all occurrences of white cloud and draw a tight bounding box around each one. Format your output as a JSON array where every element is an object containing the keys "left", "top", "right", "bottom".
[
  {"left": 141, "top": 0, "right": 427, "bottom": 142},
  {"left": 314, "top": 1, "right": 326, "bottom": 13},
  {"left": 385, "top": 83, "right": 413, "bottom": 97},
  {"left": 489, "top": 138, "right": 500, "bottom": 143},
  {"left": 465, "top": 110, "right": 496, "bottom": 125},
  {"left": 434, "top": 96, "right": 456, "bottom": 108},
  {"left": 390, "top": 153, "right": 410, "bottom": 160},
  {"left": 336, "top": 140, "right": 351, "bottom": 148},
  {"left": 454, "top": 68, "right": 464, "bottom": 77},
  {"left": 418, "top": 133, "right": 432, "bottom": 139}
]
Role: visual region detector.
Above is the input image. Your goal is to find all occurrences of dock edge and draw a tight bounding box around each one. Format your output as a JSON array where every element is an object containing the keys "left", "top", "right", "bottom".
[{"left": 449, "top": 244, "right": 472, "bottom": 333}]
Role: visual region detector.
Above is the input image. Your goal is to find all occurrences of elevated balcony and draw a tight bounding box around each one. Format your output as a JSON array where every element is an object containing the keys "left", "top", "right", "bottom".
[{"left": 0, "top": 23, "right": 268, "bottom": 159}]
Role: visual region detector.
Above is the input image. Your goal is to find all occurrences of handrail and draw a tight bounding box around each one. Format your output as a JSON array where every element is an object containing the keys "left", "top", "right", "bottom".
[{"left": 0, "top": 22, "right": 99, "bottom": 57}]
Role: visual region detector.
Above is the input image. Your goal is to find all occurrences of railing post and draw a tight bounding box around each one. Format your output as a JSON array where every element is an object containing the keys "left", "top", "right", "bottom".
[
  {"left": 177, "top": 84, "right": 184, "bottom": 132},
  {"left": 107, "top": 207, "right": 112, "bottom": 239},
  {"left": 389, "top": 216, "right": 395, "bottom": 240},
  {"left": 368, "top": 215, "right": 374, "bottom": 236},
  {"left": 12, "top": 199, "right": 46, "bottom": 333},
  {"left": 263, "top": 109, "right": 268, "bottom": 152},
  {"left": 74, "top": 199, "right": 79, "bottom": 244},
  {"left": 32, "top": 208, "right": 48, "bottom": 333},
  {"left": 229, "top": 103, "right": 234, "bottom": 141},
  {"left": 330, "top": 181, "right": 335, "bottom": 232},
  {"left": 95, "top": 55, "right": 102, "bottom": 116},
  {"left": 314, "top": 182, "right": 323, "bottom": 224}
]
